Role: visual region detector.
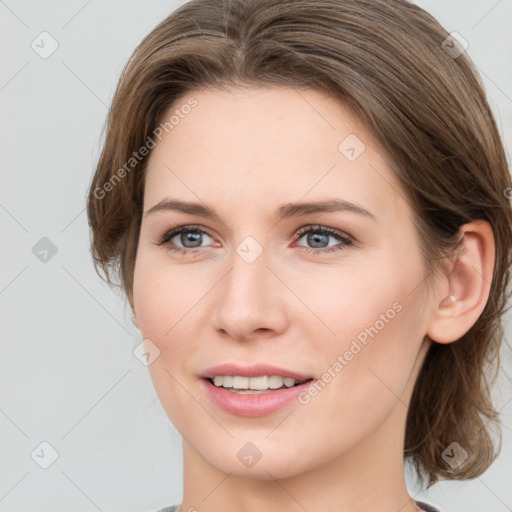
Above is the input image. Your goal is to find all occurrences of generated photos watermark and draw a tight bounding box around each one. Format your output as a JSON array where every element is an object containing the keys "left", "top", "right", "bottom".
[
  {"left": 298, "top": 301, "right": 403, "bottom": 405},
  {"left": 93, "top": 96, "right": 198, "bottom": 200}
]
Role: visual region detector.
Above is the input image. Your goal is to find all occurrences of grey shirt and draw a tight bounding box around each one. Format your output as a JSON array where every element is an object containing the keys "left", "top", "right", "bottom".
[{"left": 156, "top": 501, "right": 441, "bottom": 511}]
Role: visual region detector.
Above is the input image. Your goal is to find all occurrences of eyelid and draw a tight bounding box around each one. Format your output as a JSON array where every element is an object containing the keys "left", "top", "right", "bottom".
[
  {"left": 153, "top": 224, "right": 217, "bottom": 247},
  {"left": 293, "top": 224, "right": 354, "bottom": 243}
]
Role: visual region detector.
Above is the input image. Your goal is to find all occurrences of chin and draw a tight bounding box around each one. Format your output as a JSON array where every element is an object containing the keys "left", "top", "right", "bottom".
[
  {"left": 188, "top": 435, "right": 323, "bottom": 481},
  {"left": 211, "top": 453, "right": 304, "bottom": 480}
]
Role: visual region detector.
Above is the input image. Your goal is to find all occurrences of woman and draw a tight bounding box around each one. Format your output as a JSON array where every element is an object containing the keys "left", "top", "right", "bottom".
[{"left": 87, "top": 0, "right": 512, "bottom": 511}]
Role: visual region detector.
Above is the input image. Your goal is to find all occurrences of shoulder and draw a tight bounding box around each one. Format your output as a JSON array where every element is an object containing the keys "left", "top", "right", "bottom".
[
  {"left": 157, "top": 503, "right": 440, "bottom": 512},
  {"left": 416, "top": 501, "right": 442, "bottom": 512}
]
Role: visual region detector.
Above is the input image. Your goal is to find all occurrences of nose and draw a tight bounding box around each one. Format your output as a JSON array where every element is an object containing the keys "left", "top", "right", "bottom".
[{"left": 213, "top": 243, "right": 289, "bottom": 342}]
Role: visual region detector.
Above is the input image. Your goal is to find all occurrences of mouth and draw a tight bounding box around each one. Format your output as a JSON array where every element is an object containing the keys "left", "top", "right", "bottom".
[
  {"left": 205, "top": 375, "right": 314, "bottom": 394},
  {"left": 199, "top": 366, "right": 315, "bottom": 417},
  {"left": 199, "top": 363, "right": 315, "bottom": 416}
]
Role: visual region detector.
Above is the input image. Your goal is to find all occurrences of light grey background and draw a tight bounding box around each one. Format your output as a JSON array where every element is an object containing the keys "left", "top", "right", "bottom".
[{"left": 0, "top": 1, "right": 511, "bottom": 511}]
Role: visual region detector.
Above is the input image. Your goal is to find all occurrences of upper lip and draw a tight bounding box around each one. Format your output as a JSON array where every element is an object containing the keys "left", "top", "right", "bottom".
[{"left": 200, "top": 363, "right": 313, "bottom": 382}]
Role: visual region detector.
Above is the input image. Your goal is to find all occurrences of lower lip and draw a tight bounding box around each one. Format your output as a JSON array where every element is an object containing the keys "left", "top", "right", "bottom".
[{"left": 201, "top": 378, "right": 314, "bottom": 417}]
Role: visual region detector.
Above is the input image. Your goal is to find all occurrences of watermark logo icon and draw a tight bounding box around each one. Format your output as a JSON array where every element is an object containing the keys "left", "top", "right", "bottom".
[
  {"left": 133, "top": 338, "right": 161, "bottom": 366},
  {"left": 32, "top": 237, "right": 58, "bottom": 263},
  {"left": 442, "top": 32, "right": 468, "bottom": 59},
  {"left": 236, "top": 236, "right": 263, "bottom": 264},
  {"left": 31, "top": 31, "right": 59, "bottom": 59},
  {"left": 338, "top": 134, "right": 366, "bottom": 161},
  {"left": 442, "top": 441, "right": 468, "bottom": 469},
  {"left": 236, "top": 442, "right": 263, "bottom": 468},
  {"left": 31, "top": 441, "right": 59, "bottom": 469}
]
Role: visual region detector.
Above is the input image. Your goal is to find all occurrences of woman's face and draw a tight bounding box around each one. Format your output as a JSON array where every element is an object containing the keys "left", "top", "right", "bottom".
[{"left": 132, "top": 86, "right": 435, "bottom": 478}]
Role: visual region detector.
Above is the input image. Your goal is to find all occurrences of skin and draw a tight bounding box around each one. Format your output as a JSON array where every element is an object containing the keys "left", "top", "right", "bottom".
[{"left": 131, "top": 86, "right": 495, "bottom": 512}]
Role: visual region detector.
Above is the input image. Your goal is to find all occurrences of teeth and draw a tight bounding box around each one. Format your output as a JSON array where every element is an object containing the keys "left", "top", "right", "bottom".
[
  {"left": 231, "top": 376, "right": 249, "bottom": 389},
  {"left": 247, "top": 376, "right": 268, "bottom": 390},
  {"left": 268, "top": 376, "right": 285, "bottom": 389},
  {"left": 211, "top": 375, "right": 304, "bottom": 390},
  {"left": 283, "top": 377, "right": 296, "bottom": 387},
  {"left": 213, "top": 375, "right": 225, "bottom": 387}
]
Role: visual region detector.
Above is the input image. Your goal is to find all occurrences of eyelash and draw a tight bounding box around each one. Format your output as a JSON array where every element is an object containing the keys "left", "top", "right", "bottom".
[{"left": 154, "top": 224, "right": 355, "bottom": 256}]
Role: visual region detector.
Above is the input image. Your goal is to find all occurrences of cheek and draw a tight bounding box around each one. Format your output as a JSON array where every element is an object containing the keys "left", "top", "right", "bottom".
[
  {"left": 133, "top": 249, "right": 189, "bottom": 336},
  {"left": 291, "top": 290, "right": 425, "bottom": 464},
  {"left": 292, "top": 248, "right": 427, "bottom": 401},
  {"left": 286, "top": 258, "right": 410, "bottom": 348},
  {"left": 132, "top": 250, "right": 211, "bottom": 389},
  {"left": 132, "top": 253, "right": 201, "bottom": 431}
]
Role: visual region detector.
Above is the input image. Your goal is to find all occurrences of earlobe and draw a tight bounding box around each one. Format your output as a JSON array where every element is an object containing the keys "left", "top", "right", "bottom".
[{"left": 426, "top": 220, "right": 495, "bottom": 344}]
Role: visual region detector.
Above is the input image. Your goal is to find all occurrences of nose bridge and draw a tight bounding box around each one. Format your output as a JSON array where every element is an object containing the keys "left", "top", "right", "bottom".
[
  {"left": 213, "top": 236, "right": 288, "bottom": 340},
  {"left": 224, "top": 239, "right": 273, "bottom": 311}
]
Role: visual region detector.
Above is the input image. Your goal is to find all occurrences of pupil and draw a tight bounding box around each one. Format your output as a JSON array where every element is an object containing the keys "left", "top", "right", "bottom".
[
  {"left": 182, "top": 232, "right": 202, "bottom": 248},
  {"left": 309, "top": 232, "right": 327, "bottom": 248}
]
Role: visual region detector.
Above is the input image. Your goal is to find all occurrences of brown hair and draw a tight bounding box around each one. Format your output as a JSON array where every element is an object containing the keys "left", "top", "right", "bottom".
[{"left": 87, "top": 0, "right": 512, "bottom": 487}]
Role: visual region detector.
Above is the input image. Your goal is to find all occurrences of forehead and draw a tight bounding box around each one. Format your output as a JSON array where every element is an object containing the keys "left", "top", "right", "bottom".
[{"left": 143, "top": 86, "right": 407, "bottom": 224}]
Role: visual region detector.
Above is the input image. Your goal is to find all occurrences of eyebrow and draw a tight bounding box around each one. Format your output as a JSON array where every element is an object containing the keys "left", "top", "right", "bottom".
[{"left": 145, "top": 198, "right": 376, "bottom": 221}]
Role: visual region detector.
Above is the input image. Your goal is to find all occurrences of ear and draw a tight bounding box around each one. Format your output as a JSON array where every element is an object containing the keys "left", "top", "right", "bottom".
[{"left": 426, "top": 220, "right": 495, "bottom": 344}]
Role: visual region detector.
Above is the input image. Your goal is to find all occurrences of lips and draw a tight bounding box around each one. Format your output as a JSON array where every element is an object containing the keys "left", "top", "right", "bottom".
[
  {"left": 200, "top": 377, "right": 314, "bottom": 416},
  {"left": 199, "top": 363, "right": 313, "bottom": 382},
  {"left": 198, "top": 363, "right": 315, "bottom": 416}
]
